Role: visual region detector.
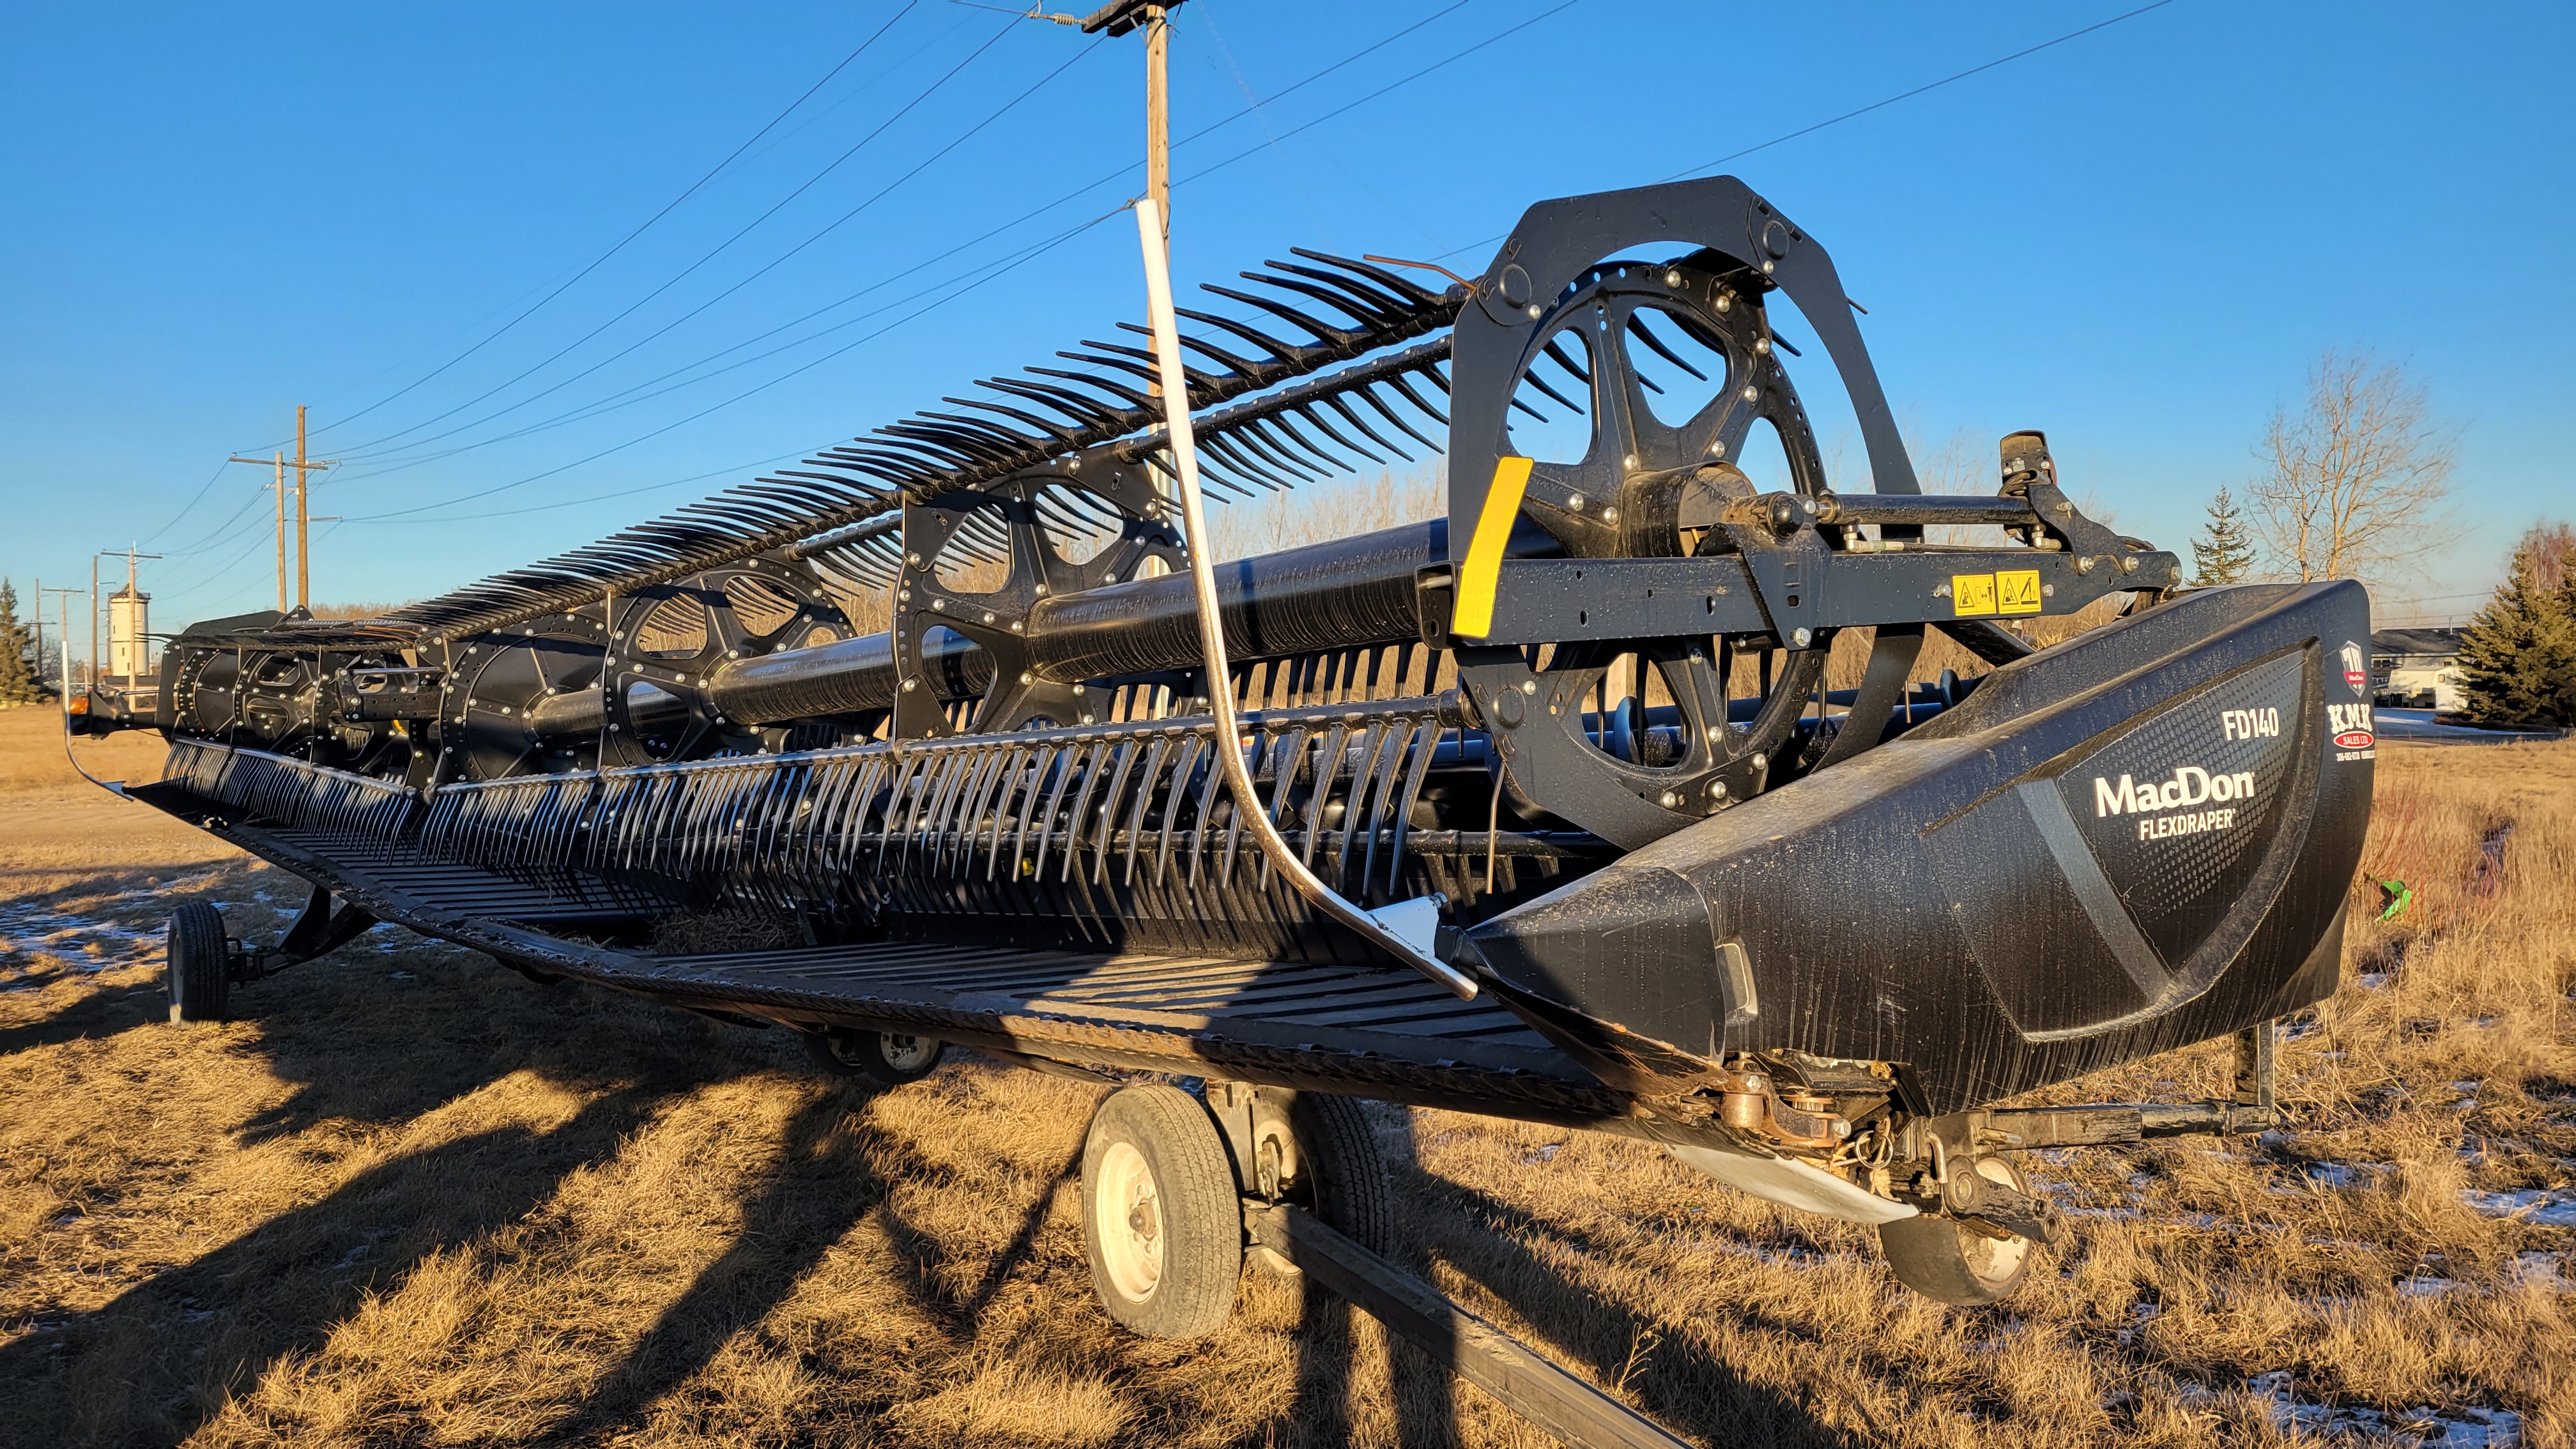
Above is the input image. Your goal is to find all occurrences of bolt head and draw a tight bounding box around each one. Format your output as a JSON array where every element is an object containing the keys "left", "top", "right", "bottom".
[
  {"left": 1525, "top": 303, "right": 1542, "bottom": 319},
  {"left": 1519, "top": 679, "right": 1538, "bottom": 695},
  {"left": 901, "top": 678, "right": 918, "bottom": 692},
  {"left": 1791, "top": 627, "right": 1813, "bottom": 648},
  {"left": 1659, "top": 791, "right": 1679, "bottom": 808},
  {"left": 2076, "top": 556, "right": 2095, "bottom": 575},
  {"left": 1602, "top": 507, "right": 1619, "bottom": 524},
  {"left": 1020, "top": 671, "right": 1034, "bottom": 684},
  {"left": 2120, "top": 556, "right": 2139, "bottom": 573},
  {"left": 1664, "top": 270, "right": 1683, "bottom": 287},
  {"left": 1752, "top": 752, "right": 1767, "bottom": 770},
  {"left": 1741, "top": 385, "right": 1758, "bottom": 402},
  {"left": 1567, "top": 494, "right": 1585, "bottom": 512},
  {"left": 1754, "top": 338, "right": 1770, "bottom": 355},
  {"left": 1715, "top": 293, "right": 1732, "bottom": 312}
]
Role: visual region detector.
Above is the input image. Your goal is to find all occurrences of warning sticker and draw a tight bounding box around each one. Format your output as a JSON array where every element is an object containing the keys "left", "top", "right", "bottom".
[
  {"left": 1997, "top": 569, "right": 2043, "bottom": 615},
  {"left": 1951, "top": 573, "right": 1997, "bottom": 617}
]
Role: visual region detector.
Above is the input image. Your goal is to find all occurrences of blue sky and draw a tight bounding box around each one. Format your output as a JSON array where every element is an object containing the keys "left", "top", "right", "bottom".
[{"left": 3, "top": 1, "right": 2567, "bottom": 635}]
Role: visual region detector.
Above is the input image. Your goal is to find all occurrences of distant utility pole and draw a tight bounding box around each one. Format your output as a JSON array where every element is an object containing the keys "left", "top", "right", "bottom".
[
  {"left": 228, "top": 404, "right": 336, "bottom": 612},
  {"left": 38, "top": 584, "right": 86, "bottom": 688}
]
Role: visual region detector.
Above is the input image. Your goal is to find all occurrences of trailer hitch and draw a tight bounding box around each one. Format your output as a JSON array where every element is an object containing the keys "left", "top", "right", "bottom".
[{"left": 229, "top": 882, "right": 380, "bottom": 983}]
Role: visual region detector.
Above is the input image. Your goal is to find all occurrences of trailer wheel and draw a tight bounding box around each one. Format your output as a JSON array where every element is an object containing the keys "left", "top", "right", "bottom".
[
  {"left": 1081, "top": 1084, "right": 1243, "bottom": 1339},
  {"left": 804, "top": 1028, "right": 946, "bottom": 1085},
  {"left": 1878, "top": 1156, "right": 2036, "bottom": 1305},
  {"left": 1246, "top": 1092, "right": 1400, "bottom": 1274},
  {"left": 166, "top": 903, "right": 231, "bottom": 1025}
]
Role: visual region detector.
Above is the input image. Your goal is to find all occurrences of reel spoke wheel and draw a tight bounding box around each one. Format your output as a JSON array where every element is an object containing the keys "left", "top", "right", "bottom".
[
  {"left": 1878, "top": 1155, "right": 2037, "bottom": 1305},
  {"left": 1080, "top": 1084, "right": 1243, "bottom": 1339},
  {"left": 803, "top": 1027, "right": 946, "bottom": 1086},
  {"left": 166, "top": 902, "right": 230, "bottom": 1025}
]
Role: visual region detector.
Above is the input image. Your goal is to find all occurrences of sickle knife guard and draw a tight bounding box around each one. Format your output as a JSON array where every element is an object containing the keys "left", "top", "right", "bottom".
[{"left": 89, "top": 179, "right": 2369, "bottom": 1297}]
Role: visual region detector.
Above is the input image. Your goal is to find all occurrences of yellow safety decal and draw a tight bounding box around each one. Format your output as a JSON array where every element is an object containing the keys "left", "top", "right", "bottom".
[
  {"left": 1951, "top": 573, "right": 1998, "bottom": 617},
  {"left": 1452, "top": 456, "right": 1533, "bottom": 639},
  {"left": 1997, "top": 568, "right": 2044, "bottom": 615}
]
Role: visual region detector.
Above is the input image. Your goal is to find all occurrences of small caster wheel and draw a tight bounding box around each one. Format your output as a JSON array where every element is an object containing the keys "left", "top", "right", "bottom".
[
  {"left": 804, "top": 1027, "right": 946, "bottom": 1085},
  {"left": 1879, "top": 1156, "right": 2038, "bottom": 1305},
  {"left": 167, "top": 903, "right": 231, "bottom": 1024},
  {"left": 1081, "top": 1084, "right": 1243, "bottom": 1339},
  {"left": 1245, "top": 1091, "right": 1401, "bottom": 1275}
]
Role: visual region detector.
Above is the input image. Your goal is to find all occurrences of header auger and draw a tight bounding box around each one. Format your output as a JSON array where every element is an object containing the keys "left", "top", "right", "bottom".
[{"left": 83, "top": 178, "right": 2372, "bottom": 1319}]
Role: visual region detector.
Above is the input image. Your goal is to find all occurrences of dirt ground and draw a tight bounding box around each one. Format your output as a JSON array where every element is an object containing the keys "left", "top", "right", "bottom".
[{"left": 1, "top": 705, "right": 2568, "bottom": 1449}]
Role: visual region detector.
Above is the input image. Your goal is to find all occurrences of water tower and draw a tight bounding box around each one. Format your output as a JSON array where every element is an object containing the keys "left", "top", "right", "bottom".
[{"left": 109, "top": 585, "right": 150, "bottom": 682}]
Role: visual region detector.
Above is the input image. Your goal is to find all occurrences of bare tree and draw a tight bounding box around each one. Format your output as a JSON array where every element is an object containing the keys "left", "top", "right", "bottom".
[{"left": 2250, "top": 349, "right": 2459, "bottom": 585}]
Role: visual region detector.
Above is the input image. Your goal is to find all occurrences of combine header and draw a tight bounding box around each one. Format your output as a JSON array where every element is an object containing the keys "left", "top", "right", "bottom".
[{"left": 80, "top": 178, "right": 2370, "bottom": 1328}]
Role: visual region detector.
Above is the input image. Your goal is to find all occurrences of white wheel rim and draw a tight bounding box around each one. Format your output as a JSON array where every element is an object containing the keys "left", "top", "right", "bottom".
[
  {"left": 879, "top": 1033, "right": 937, "bottom": 1073},
  {"left": 1094, "top": 1140, "right": 1163, "bottom": 1303}
]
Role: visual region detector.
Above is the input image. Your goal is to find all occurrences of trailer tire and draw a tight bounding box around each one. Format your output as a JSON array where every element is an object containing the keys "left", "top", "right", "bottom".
[
  {"left": 1878, "top": 1156, "right": 2036, "bottom": 1305},
  {"left": 804, "top": 1028, "right": 946, "bottom": 1085},
  {"left": 1246, "top": 1092, "right": 1400, "bottom": 1275},
  {"left": 1081, "top": 1084, "right": 1243, "bottom": 1339},
  {"left": 167, "top": 903, "right": 230, "bottom": 1025}
]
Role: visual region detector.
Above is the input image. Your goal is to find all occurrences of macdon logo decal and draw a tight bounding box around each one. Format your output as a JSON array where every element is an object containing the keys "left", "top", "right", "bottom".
[
  {"left": 2221, "top": 707, "right": 2280, "bottom": 740},
  {"left": 2341, "top": 641, "right": 2368, "bottom": 694},
  {"left": 2329, "top": 701, "right": 2375, "bottom": 752},
  {"left": 2094, "top": 767, "right": 2257, "bottom": 840}
]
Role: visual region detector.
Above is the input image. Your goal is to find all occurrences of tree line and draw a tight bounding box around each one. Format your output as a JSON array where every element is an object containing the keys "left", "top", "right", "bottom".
[{"left": 2182, "top": 350, "right": 2567, "bottom": 730}]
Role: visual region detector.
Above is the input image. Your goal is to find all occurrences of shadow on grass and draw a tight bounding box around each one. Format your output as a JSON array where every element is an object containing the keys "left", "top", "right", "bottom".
[
  {"left": 0, "top": 1082, "right": 698, "bottom": 1448},
  {"left": 1426, "top": 1177, "right": 1855, "bottom": 1449}
]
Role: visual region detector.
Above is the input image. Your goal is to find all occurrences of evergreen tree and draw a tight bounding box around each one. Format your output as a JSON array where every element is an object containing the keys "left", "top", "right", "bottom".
[
  {"left": 2190, "top": 486, "right": 2258, "bottom": 586},
  {"left": 0, "top": 579, "right": 43, "bottom": 706},
  {"left": 2453, "top": 535, "right": 2576, "bottom": 729}
]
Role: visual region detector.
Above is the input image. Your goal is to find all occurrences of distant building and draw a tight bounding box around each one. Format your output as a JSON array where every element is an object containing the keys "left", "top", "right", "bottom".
[
  {"left": 109, "top": 585, "right": 151, "bottom": 682},
  {"left": 2372, "top": 627, "right": 2464, "bottom": 710}
]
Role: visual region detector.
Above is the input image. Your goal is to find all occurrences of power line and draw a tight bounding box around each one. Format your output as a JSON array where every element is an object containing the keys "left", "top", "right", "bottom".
[
  {"left": 1422, "top": 0, "right": 2185, "bottom": 265},
  {"left": 294, "top": 3, "right": 923, "bottom": 450},
  {"left": 314, "top": 0, "right": 1500, "bottom": 489},
  {"left": 335, "top": 206, "right": 1128, "bottom": 524},
  {"left": 332, "top": 29, "right": 1109, "bottom": 471},
  {"left": 1658, "top": 0, "right": 2179, "bottom": 181},
  {"left": 326, "top": 11, "right": 1024, "bottom": 461}
]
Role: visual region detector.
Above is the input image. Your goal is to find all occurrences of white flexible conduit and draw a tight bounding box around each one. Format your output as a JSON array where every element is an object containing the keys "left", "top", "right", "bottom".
[{"left": 1131, "top": 199, "right": 1478, "bottom": 1000}]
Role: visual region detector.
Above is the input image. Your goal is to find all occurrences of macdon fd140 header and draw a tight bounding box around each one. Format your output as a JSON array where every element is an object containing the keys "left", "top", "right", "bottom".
[{"left": 78, "top": 178, "right": 2370, "bottom": 1321}]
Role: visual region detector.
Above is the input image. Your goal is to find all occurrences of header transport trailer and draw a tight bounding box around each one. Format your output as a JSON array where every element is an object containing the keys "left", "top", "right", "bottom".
[{"left": 76, "top": 179, "right": 2370, "bottom": 1328}]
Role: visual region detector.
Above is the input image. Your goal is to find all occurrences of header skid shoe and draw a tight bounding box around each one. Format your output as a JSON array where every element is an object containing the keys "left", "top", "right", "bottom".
[{"left": 1460, "top": 579, "right": 2373, "bottom": 1116}]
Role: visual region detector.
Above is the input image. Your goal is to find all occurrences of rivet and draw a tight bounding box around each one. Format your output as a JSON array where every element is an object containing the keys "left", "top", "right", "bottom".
[
  {"left": 1659, "top": 791, "right": 1680, "bottom": 808},
  {"left": 1520, "top": 679, "right": 1538, "bottom": 695},
  {"left": 932, "top": 599, "right": 946, "bottom": 611},
  {"left": 1020, "top": 671, "right": 1034, "bottom": 684},
  {"left": 1080, "top": 713, "right": 1096, "bottom": 724},
  {"left": 1752, "top": 752, "right": 1767, "bottom": 770},
  {"left": 1525, "top": 304, "right": 1542, "bottom": 319},
  {"left": 1715, "top": 293, "right": 1733, "bottom": 312},
  {"left": 907, "top": 553, "right": 922, "bottom": 565},
  {"left": 1708, "top": 440, "right": 1728, "bottom": 457},
  {"left": 981, "top": 611, "right": 995, "bottom": 624},
  {"left": 1568, "top": 494, "right": 1586, "bottom": 512},
  {"left": 1761, "top": 259, "right": 1775, "bottom": 274},
  {"left": 901, "top": 678, "right": 918, "bottom": 692},
  {"left": 1741, "top": 385, "right": 1758, "bottom": 402},
  {"left": 1621, "top": 454, "right": 1637, "bottom": 470},
  {"left": 1011, "top": 620, "right": 1024, "bottom": 632},
  {"left": 1754, "top": 338, "right": 1770, "bottom": 355},
  {"left": 1664, "top": 270, "right": 1682, "bottom": 288}
]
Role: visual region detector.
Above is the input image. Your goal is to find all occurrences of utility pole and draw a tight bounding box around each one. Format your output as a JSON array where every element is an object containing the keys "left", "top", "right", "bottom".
[
  {"left": 1068, "top": 0, "right": 1185, "bottom": 393},
  {"left": 38, "top": 585, "right": 84, "bottom": 689},
  {"left": 230, "top": 408, "right": 335, "bottom": 612}
]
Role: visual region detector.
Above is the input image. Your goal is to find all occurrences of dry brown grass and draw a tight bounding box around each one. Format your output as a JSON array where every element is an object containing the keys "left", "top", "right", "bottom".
[{"left": 3, "top": 709, "right": 2570, "bottom": 1446}]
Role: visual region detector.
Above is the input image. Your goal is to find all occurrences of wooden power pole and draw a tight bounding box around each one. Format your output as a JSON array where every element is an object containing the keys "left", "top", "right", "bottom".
[{"left": 230, "top": 408, "right": 335, "bottom": 613}]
